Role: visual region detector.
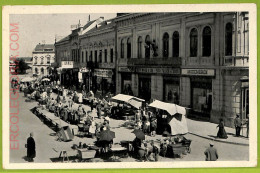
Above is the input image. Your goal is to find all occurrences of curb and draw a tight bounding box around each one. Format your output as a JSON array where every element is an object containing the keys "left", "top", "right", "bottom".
[{"left": 188, "top": 132, "right": 249, "bottom": 146}]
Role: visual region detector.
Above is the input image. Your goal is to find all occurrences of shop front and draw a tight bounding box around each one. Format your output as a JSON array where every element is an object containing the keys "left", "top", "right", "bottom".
[
  {"left": 138, "top": 74, "right": 151, "bottom": 101},
  {"left": 94, "top": 69, "right": 115, "bottom": 97},
  {"left": 163, "top": 76, "right": 180, "bottom": 104},
  {"left": 118, "top": 67, "right": 134, "bottom": 95},
  {"left": 182, "top": 68, "right": 215, "bottom": 119}
]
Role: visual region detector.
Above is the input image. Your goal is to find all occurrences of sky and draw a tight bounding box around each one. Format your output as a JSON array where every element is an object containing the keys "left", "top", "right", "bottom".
[{"left": 10, "top": 13, "right": 117, "bottom": 57}]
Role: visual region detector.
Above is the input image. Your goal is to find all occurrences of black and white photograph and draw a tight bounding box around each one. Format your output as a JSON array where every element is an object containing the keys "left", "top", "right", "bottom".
[{"left": 2, "top": 4, "right": 257, "bottom": 169}]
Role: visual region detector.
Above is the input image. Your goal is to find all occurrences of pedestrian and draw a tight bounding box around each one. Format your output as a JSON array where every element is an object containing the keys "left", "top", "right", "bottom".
[
  {"left": 216, "top": 118, "right": 228, "bottom": 139},
  {"left": 244, "top": 115, "right": 249, "bottom": 138},
  {"left": 234, "top": 114, "right": 242, "bottom": 137},
  {"left": 26, "top": 132, "right": 36, "bottom": 162},
  {"left": 204, "top": 142, "right": 218, "bottom": 161},
  {"left": 78, "top": 92, "right": 83, "bottom": 104},
  {"left": 150, "top": 119, "right": 157, "bottom": 137}
]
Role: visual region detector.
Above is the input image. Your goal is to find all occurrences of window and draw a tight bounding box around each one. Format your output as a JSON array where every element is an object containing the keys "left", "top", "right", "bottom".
[
  {"left": 47, "top": 56, "right": 50, "bottom": 64},
  {"left": 40, "top": 57, "right": 44, "bottom": 64},
  {"left": 35, "top": 67, "right": 38, "bottom": 74},
  {"left": 172, "top": 31, "right": 179, "bottom": 57},
  {"left": 163, "top": 33, "right": 169, "bottom": 57},
  {"left": 34, "top": 57, "right": 38, "bottom": 64},
  {"left": 104, "top": 49, "right": 107, "bottom": 63},
  {"left": 85, "top": 51, "right": 88, "bottom": 62},
  {"left": 202, "top": 26, "right": 211, "bottom": 57},
  {"left": 41, "top": 68, "right": 44, "bottom": 74},
  {"left": 225, "top": 22, "right": 233, "bottom": 56},
  {"left": 138, "top": 36, "right": 142, "bottom": 58},
  {"left": 95, "top": 50, "right": 97, "bottom": 62},
  {"left": 145, "top": 35, "right": 150, "bottom": 59},
  {"left": 90, "top": 51, "right": 93, "bottom": 62},
  {"left": 82, "top": 51, "right": 84, "bottom": 62},
  {"left": 110, "top": 49, "right": 114, "bottom": 63},
  {"left": 121, "top": 39, "right": 124, "bottom": 58},
  {"left": 190, "top": 28, "right": 198, "bottom": 57},
  {"left": 99, "top": 50, "right": 102, "bottom": 63},
  {"left": 127, "top": 38, "right": 131, "bottom": 59}
]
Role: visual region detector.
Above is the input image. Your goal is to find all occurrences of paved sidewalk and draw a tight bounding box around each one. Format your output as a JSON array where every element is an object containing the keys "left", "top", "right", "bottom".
[{"left": 186, "top": 118, "right": 249, "bottom": 146}]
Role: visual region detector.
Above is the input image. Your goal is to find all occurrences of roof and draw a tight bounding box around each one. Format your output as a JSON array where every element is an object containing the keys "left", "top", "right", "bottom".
[
  {"left": 17, "top": 57, "right": 33, "bottom": 61},
  {"left": 33, "top": 44, "right": 55, "bottom": 52},
  {"left": 56, "top": 20, "right": 97, "bottom": 44},
  {"left": 82, "top": 19, "right": 115, "bottom": 36}
]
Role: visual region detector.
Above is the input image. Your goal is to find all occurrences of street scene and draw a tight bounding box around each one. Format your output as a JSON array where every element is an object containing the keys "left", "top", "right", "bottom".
[{"left": 8, "top": 11, "right": 250, "bottom": 164}]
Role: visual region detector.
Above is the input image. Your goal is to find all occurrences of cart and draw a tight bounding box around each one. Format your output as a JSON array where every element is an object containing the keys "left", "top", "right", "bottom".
[{"left": 77, "top": 149, "right": 96, "bottom": 162}]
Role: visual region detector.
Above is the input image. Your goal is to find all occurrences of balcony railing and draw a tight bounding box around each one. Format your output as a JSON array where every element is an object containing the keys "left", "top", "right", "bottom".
[
  {"left": 223, "top": 56, "right": 249, "bottom": 67},
  {"left": 127, "top": 57, "right": 182, "bottom": 66},
  {"left": 186, "top": 56, "right": 214, "bottom": 66}
]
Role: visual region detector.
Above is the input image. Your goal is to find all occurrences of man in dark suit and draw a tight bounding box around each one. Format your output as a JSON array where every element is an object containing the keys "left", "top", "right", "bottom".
[
  {"left": 234, "top": 114, "right": 242, "bottom": 137},
  {"left": 204, "top": 142, "right": 218, "bottom": 161},
  {"left": 26, "top": 132, "right": 36, "bottom": 162}
]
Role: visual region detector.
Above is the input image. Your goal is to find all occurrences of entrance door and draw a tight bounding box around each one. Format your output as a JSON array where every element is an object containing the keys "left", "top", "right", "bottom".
[
  {"left": 139, "top": 77, "right": 151, "bottom": 101},
  {"left": 242, "top": 88, "right": 249, "bottom": 119}
]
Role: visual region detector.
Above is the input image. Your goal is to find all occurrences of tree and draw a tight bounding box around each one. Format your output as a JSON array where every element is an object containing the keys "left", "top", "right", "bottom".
[{"left": 16, "top": 59, "right": 31, "bottom": 74}]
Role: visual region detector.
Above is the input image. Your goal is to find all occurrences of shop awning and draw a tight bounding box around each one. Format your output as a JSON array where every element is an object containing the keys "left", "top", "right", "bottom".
[
  {"left": 111, "top": 94, "right": 145, "bottom": 109},
  {"left": 148, "top": 100, "right": 186, "bottom": 116}
]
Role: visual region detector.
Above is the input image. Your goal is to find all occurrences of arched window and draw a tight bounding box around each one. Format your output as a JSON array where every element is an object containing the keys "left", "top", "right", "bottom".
[
  {"left": 225, "top": 22, "right": 233, "bottom": 56},
  {"left": 145, "top": 35, "right": 150, "bottom": 59},
  {"left": 47, "top": 56, "right": 50, "bottom": 64},
  {"left": 121, "top": 39, "right": 124, "bottom": 58},
  {"left": 190, "top": 28, "right": 198, "bottom": 57},
  {"left": 35, "top": 67, "right": 38, "bottom": 74},
  {"left": 127, "top": 38, "right": 131, "bottom": 59},
  {"left": 138, "top": 36, "right": 142, "bottom": 58},
  {"left": 41, "top": 68, "right": 44, "bottom": 75},
  {"left": 85, "top": 51, "right": 88, "bottom": 62},
  {"left": 40, "top": 56, "right": 44, "bottom": 64},
  {"left": 172, "top": 31, "right": 179, "bottom": 57},
  {"left": 202, "top": 26, "right": 211, "bottom": 57},
  {"left": 163, "top": 33, "right": 169, "bottom": 57},
  {"left": 34, "top": 57, "right": 38, "bottom": 64}
]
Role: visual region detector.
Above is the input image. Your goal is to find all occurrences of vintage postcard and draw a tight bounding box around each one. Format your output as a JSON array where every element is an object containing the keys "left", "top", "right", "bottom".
[{"left": 2, "top": 4, "right": 257, "bottom": 169}]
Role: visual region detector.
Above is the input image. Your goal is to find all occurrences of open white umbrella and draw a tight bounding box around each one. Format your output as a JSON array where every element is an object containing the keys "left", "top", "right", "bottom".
[
  {"left": 21, "top": 77, "right": 36, "bottom": 82},
  {"left": 41, "top": 78, "right": 50, "bottom": 82}
]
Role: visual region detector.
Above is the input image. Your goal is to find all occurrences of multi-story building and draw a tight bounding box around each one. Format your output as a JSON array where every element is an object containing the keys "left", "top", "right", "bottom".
[
  {"left": 79, "top": 18, "right": 116, "bottom": 95},
  {"left": 115, "top": 12, "right": 249, "bottom": 127},
  {"left": 54, "top": 17, "right": 104, "bottom": 88},
  {"left": 32, "top": 43, "right": 55, "bottom": 76}
]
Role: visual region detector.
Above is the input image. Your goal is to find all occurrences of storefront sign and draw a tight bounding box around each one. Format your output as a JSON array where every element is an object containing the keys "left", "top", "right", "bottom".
[
  {"left": 136, "top": 67, "right": 180, "bottom": 75},
  {"left": 182, "top": 69, "right": 215, "bottom": 76},
  {"left": 94, "top": 69, "right": 113, "bottom": 78},
  {"left": 61, "top": 61, "right": 74, "bottom": 69},
  {"left": 118, "top": 67, "right": 133, "bottom": 72},
  {"left": 80, "top": 67, "right": 89, "bottom": 73},
  {"left": 99, "top": 63, "right": 115, "bottom": 69}
]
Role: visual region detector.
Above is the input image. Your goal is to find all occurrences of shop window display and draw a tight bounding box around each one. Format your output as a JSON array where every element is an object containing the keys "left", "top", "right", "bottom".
[{"left": 192, "top": 88, "right": 212, "bottom": 114}]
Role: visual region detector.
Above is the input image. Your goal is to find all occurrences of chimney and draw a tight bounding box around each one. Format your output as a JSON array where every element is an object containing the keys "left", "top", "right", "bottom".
[{"left": 100, "top": 16, "right": 104, "bottom": 20}]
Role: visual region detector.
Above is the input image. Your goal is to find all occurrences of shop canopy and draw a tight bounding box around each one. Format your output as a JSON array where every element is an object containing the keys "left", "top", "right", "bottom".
[
  {"left": 148, "top": 100, "right": 186, "bottom": 116},
  {"left": 111, "top": 94, "right": 144, "bottom": 109},
  {"left": 148, "top": 100, "right": 188, "bottom": 135}
]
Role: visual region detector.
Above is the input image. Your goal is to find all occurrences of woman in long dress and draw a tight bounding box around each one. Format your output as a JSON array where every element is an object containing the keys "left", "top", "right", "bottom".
[{"left": 217, "top": 119, "right": 228, "bottom": 139}]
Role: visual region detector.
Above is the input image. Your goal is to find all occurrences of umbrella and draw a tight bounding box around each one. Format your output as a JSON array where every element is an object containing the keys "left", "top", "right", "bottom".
[
  {"left": 99, "top": 130, "right": 115, "bottom": 141},
  {"left": 21, "top": 77, "right": 35, "bottom": 82},
  {"left": 162, "top": 130, "right": 171, "bottom": 137},
  {"left": 41, "top": 78, "right": 50, "bottom": 82},
  {"left": 132, "top": 129, "right": 145, "bottom": 140}
]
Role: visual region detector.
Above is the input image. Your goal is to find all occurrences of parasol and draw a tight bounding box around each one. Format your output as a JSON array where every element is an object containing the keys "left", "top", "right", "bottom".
[
  {"left": 21, "top": 77, "right": 36, "bottom": 82},
  {"left": 41, "top": 78, "right": 50, "bottom": 82},
  {"left": 148, "top": 100, "right": 186, "bottom": 116},
  {"left": 132, "top": 129, "right": 145, "bottom": 140},
  {"left": 99, "top": 130, "right": 115, "bottom": 141}
]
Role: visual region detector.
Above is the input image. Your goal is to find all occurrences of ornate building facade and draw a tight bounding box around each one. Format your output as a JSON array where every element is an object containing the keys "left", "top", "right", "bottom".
[
  {"left": 32, "top": 43, "right": 55, "bottom": 76},
  {"left": 115, "top": 12, "right": 249, "bottom": 126}
]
